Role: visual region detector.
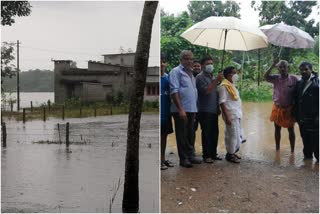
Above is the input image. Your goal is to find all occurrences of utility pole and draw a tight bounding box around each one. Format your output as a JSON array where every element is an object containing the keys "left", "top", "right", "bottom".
[{"left": 17, "top": 40, "right": 20, "bottom": 111}]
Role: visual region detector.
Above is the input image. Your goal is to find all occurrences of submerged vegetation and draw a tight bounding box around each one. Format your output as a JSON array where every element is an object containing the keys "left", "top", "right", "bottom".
[{"left": 1, "top": 98, "right": 159, "bottom": 121}]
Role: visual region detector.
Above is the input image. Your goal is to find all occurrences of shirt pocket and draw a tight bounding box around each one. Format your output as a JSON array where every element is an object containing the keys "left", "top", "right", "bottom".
[{"left": 180, "top": 74, "right": 191, "bottom": 88}]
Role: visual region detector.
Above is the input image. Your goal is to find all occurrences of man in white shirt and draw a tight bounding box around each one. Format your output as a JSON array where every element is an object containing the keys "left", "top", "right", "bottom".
[{"left": 219, "top": 66, "right": 242, "bottom": 163}]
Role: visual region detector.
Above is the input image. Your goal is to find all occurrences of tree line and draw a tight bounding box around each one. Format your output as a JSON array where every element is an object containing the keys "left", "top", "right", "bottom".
[
  {"left": 2, "top": 69, "right": 54, "bottom": 92},
  {"left": 161, "top": 1, "right": 319, "bottom": 77}
]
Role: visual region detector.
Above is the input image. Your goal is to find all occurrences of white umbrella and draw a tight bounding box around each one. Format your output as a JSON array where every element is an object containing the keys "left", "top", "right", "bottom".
[
  {"left": 260, "top": 22, "right": 315, "bottom": 49},
  {"left": 181, "top": 16, "right": 268, "bottom": 70}
]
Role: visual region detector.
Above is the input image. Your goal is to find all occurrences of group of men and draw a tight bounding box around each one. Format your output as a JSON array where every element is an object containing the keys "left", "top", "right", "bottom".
[{"left": 160, "top": 50, "right": 319, "bottom": 170}]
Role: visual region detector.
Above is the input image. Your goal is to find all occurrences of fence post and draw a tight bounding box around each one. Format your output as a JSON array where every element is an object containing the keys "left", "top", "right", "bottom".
[
  {"left": 62, "top": 105, "right": 65, "bottom": 120},
  {"left": 30, "top": 101, "right": 33, "bottom": 112},
  {"left": 47, "top": 100, "right": 51, "bottom": 112},
  {"left": 94, "top": 106, "right": 97, "bottom": 117},
  {"left": 43, "top": 107, "right": 46, "bottom": 122},
  {"left": 57, "top": 123, "right": 61, "bottom": 144},
  {"left": 23, "top": 108, "right": 26, "bottom": 123},
  {"left": 110, "top": 106, "right": 113, "bottom": 115},
  {"left": 2, "top": 122, "right": 7, "bottom": 147},
  {"left": 10, "top": 101, "right": 13, "bottom": 112},
  {"left": 66, "top": 122, "right": 69, "bottom": 148},
  {"left": 80, "top": 107, "right": 82, "bottom": 118}
]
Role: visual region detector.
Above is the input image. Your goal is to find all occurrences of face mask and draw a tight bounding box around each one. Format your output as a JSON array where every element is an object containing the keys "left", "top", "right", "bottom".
[
  {"left": 232, "top": 74, "right": 239, "bottom": 83},
  {"left": 204, "top": 64, "right": 214, "bottom": 73}
]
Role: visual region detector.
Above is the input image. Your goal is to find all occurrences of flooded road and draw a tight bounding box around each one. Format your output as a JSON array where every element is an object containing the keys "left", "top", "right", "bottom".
[
  {"left": 1, "top": 114, "right": 159, "bottom": 213},
  {"left": 163, "top": 102, "right": 319, "bottom": 213},
  {"left": 168, "top": 102, "right": 317, "bottom": 168}
]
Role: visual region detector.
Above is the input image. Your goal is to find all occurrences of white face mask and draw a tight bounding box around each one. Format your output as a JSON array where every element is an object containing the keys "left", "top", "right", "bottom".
[
  {"left": 204, "top": 64, "right": 214, "bottom": 73},
  {"left": 232, "top": 74, "right": 239, "bottom": 83}
]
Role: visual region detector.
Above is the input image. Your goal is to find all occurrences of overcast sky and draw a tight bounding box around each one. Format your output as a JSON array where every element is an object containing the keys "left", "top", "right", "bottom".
[
  {"left": 161, "top": 0, "right": 319, "bottom": 28},
  {"left": 1, "top": 1, "right": 160, "bottom": 71}
]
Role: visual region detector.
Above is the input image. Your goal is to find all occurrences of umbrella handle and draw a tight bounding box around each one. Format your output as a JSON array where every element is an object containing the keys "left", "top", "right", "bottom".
[
  {"left": 220, "top": 29, "right": 228, "bottom": 72},
  {"left": 221, "top": 50, "right": 225, "bottom": 72},
  {"left": 278, "top": 46, "right": 282, "bottom": 58}
]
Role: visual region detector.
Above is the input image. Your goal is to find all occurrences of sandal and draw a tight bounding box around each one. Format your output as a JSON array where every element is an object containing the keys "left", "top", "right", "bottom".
[
  {"left": 234, "top": 153, "right": 242, "bottom": 159},
  {"left": 226, "top": 154, "right": 240, "bottom": 163},
  {"left": 164, "top": 160, "right": 174, "bottom": 167},
  {"left": 161, "top": 163, "right": 168, "bottom": 170},
  {"left": 204, "top": 158, "right": 214, "bottom": 163}
]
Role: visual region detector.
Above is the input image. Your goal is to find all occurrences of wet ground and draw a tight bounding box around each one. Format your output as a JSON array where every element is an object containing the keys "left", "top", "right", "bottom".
[
  {"left": 162, "top": 102, "right": 319, "bottom": 213},
  {"left": 1, "top": 114, "right": 159, "bottom": 213}
]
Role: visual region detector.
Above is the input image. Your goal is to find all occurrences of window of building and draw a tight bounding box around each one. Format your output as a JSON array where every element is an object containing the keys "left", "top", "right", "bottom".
[{"left": 152, "top": 86, "right": 156, "bottom": 95}]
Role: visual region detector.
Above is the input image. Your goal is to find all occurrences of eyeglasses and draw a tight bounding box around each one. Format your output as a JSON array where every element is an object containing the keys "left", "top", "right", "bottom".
[{"left": 183, "top": 57, "right": 193, "bottom": 61}]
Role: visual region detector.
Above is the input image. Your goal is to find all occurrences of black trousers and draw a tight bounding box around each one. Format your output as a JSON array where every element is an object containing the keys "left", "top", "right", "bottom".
[
  {"left": 172, "top": 112, "right": 195, "bottom": 161},
  {"left": 298, "top": 123, "right": 319, "bottom": 161},
  {"left": 198, "top": 112, "right": 219, "bottom": 159}
]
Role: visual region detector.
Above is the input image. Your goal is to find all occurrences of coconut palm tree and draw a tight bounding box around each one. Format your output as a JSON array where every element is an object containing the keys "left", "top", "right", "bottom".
[{"left": 122, "top": 1, "right": 158, "bottom": 213}]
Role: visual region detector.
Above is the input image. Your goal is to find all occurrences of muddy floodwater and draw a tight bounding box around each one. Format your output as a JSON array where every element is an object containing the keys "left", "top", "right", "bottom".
[
  {"left": 2, "top": 114, "right": 159, "bottom": 213},
  {"left": 167, "top": 102, "right": 318, "bottom": 167},
  {"left": 162, "top": 102, "right": 319, "bottom": 213}
]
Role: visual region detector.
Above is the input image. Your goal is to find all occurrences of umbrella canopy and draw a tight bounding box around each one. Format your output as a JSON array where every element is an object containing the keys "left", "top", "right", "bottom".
[
  {"left": 260, "top": 22, "right": 315, "bottom": 49},
  {"left": 181, "top": 16, "right": 268, "bottom": 51}
]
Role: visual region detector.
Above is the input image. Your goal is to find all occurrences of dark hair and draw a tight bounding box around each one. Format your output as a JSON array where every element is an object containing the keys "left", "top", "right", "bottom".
[
  {"left": 223, "top": 66, "right": 236, "bottom": 78},
  {"left": 161, "top": 53, "right": 167, "bottom": 60},
  {"left": 299, "top": 61, "right": 312, "bottom": 70},
  {"left": 193, "top": 59, "right": 201, "bottom": 64},
  {"left": 200, "top": 56, "right": 213, "bottom": 65}
]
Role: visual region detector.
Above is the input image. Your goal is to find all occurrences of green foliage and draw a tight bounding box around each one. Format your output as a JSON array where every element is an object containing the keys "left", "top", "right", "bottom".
[
  {"left": 1, "top": 42, "right": 16, "bottom": 89},
  {"left": 251, "top": 1, "right": 319, "bottom": 62},
  {"left": 161, "top": 14, "right": 233, "bottom": 71},
  {"left": 292, "top": 50, "right": 319, "bottom": 73},
  {"left": 188, "top": 1, "right": 240, "bottom": 23},
  {"left": 252, "top": 1, "right": 318, "bottom": 37},
  {"left": 239, "top": 80, "right": 272, "bottom": 102},
  {"left": 114, "top": 90, "right": 125, "bottom": 106},
  {"left": 143, "top": 100, "right": 159, "bottom": 109},
  {"left": 2, "top": 69, "right": 54, "bottom": 92},
  {"left": 63, "top": 97, "right": 81, "bottom": 108},
  {"left": 1, "top": 1, "right": 32, "bottom": 26}
]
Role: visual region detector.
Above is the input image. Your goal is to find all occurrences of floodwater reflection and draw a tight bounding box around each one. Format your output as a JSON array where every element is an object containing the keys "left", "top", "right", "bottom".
[{"left": 167, "top": 102, "right": 318, "bottom": 170}]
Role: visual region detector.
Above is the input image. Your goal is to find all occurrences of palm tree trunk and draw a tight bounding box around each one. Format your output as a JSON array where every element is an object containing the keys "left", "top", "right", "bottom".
[{"left": 122, "top": 1, "right": 158, "bottom": 213}]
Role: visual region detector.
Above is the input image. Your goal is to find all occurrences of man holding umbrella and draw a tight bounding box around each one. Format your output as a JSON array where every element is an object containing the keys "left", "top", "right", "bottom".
[
  {"left": 264, "top": 59, "right": 298, "bottom": 152},
  {"left": 196, "top": 56, "right": 224, "bottom": 163}
]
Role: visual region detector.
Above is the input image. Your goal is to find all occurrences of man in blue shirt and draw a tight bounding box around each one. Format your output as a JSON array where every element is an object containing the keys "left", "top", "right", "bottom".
[
  {"left": 169, "top": 50, "right": 201, "bottom": 168},
  {"left": 196, "top": 56, "right": 224, "bottom": 163}
]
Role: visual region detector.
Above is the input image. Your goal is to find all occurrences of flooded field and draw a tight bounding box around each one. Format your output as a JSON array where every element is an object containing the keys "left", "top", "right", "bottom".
[
  {"left": 163, "top": 102, "right": 319, "bottom": 213},
  {"left": 1, "top": 114, "right": 159, "bottom": 213},
  {"left": 167, "top": 102, "right": 317, "bottom": 167}
]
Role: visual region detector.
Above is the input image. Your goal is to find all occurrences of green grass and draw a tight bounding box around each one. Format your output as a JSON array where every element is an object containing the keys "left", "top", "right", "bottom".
[
  {"left": 1, "top": 104, "right": 158, "bottom": 122},
  {"left": 239, "top": 80, "right": 273, "bottom": 102}
]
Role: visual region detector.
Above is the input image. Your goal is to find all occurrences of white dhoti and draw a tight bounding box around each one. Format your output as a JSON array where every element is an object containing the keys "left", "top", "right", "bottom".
[{"left": 224, "top": 118, "right": 242, "bottom": 154}]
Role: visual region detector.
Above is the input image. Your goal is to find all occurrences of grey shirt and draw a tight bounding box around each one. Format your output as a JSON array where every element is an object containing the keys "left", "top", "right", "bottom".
[{"left": 196, "top": 71, "right": 219, "bottom": 113}]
